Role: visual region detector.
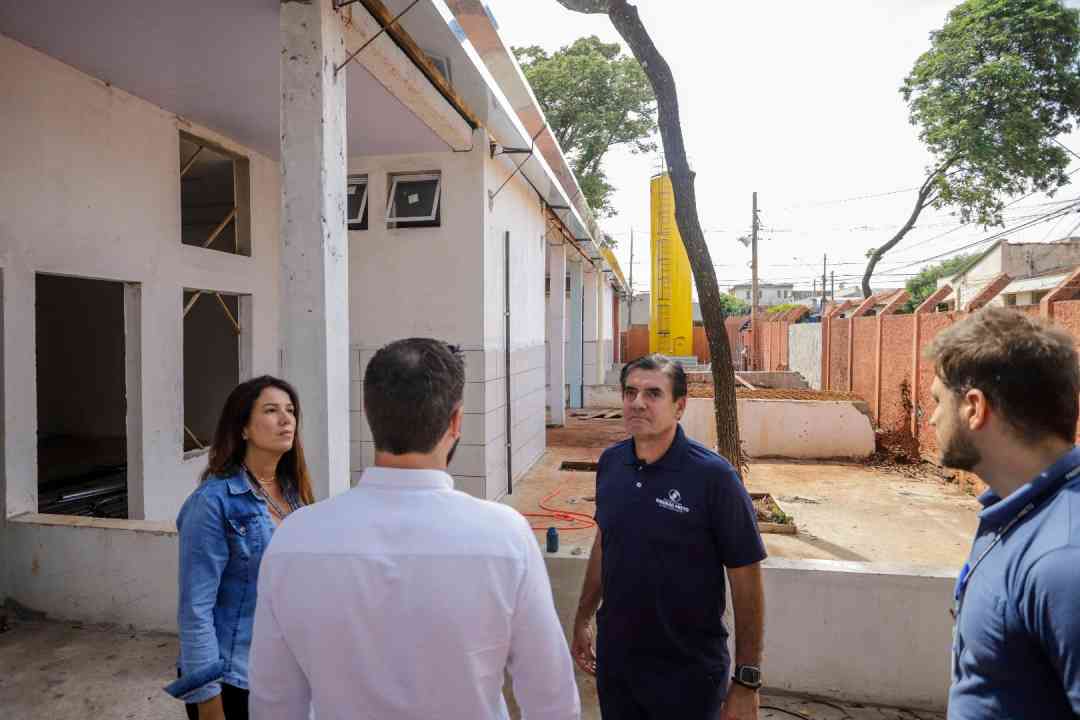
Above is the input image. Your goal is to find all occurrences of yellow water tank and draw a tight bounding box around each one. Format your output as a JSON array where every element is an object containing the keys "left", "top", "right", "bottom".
[{"left": 649, "top": 173, "right": 694, "bottom": 356}]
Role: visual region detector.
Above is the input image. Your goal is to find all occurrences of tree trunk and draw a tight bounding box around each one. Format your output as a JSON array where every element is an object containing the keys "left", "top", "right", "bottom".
[
  {"left": 605, "top": 1, "right": 743, "bottom": 474},
  {"left": 860, "top": 185, "right": 933, "bottom": 298},
  {"left": 860, "top": 159, "right": 951, "bottom": 297}
]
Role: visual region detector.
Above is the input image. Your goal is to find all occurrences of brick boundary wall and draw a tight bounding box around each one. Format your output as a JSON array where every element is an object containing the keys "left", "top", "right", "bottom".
[{"left": 752, "top": 295, "right": 1080, "bottom": 495}]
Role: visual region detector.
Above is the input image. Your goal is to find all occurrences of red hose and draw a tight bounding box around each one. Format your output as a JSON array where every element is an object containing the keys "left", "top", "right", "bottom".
[{"left": 522, "top": 480, "right": 597, "bottom": 531}]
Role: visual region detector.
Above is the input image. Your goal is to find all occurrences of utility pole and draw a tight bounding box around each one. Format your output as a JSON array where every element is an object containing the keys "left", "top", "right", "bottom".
[
  {"left": 821, "top": 254, "right": 828, "bottom": 314},
  {"left": 627, "top": 227, "right": 635, "bottom": 326},
  {"left": 751, "top": 192, "right": 759, "bottom": 371}
]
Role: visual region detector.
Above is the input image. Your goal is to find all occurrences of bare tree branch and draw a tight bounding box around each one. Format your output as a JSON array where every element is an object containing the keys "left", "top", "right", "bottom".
[{"left": 861, "top": 156, "right": 957, "bottom": 298}]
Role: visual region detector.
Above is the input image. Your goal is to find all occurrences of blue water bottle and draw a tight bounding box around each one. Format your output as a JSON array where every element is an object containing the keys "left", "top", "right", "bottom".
[{"left": 546, "top": 527, "right": 559, "bottom": 553}]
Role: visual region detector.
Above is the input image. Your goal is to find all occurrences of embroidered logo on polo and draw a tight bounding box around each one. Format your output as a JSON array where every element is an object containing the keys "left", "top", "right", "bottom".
[{"left": 656, "top": 488, "right": 690, "bottom": 513}]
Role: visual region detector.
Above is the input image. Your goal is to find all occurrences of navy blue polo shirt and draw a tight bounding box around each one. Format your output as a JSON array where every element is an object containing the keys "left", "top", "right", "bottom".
[
  {"left": 949, "top": 446, "right": 1080, "bottom": 719},
  {"left": 594, "top": 424, "right": 767, "bottom": 676}
]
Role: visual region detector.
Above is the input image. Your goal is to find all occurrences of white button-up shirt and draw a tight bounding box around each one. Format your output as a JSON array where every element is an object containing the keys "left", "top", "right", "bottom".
[{"left": 249, "top": 467, "right": 580, "bottom": 720}]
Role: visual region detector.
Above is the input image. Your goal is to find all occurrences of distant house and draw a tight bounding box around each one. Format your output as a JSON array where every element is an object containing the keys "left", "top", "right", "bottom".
[
  {"left": 729, "top": 282, "right": 796, "bottom": 307},
  {"left": 939, "top": 237, "right": 1080, "bottom": 309}
]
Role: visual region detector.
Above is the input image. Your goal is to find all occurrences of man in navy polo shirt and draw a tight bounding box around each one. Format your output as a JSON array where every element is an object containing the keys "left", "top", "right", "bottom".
[
  {"left": 927, "top": 308, "right": 1080, "bottom": 719},
  {"left": 571, "top": 354, "right": 766, "bottom": 720}
]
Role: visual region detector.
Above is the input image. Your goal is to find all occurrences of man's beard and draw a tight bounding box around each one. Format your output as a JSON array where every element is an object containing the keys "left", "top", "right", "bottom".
[
  {"left": 940, "top": 428, "right": 981, "bottom": 472},
  {"left": 446, "top": 438, "right": 461, "bottom": 466}
]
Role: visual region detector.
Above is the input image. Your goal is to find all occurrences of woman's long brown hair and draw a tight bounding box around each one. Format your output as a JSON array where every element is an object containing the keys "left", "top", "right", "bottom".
[{"left": 200, "top": 375, "right": 315, "bottom": 506}]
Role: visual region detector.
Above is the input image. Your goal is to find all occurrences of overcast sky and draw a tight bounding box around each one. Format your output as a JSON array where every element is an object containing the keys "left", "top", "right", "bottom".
[{"left": 486, "top": 0, "right": 1080, "bottom": 295}]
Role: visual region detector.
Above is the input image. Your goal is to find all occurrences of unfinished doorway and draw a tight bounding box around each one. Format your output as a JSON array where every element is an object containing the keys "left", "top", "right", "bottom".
[
  {"left": 36, "top": 274, "right": 128, "bottom": 518},
  {"left": 183, "top": 290, "right": 244, "bottom": 453}
]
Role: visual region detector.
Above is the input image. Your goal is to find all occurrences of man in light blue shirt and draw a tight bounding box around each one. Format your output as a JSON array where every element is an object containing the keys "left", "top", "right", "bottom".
[{"left": 927, "top": 308, "right": 1080, "bottom": 718}]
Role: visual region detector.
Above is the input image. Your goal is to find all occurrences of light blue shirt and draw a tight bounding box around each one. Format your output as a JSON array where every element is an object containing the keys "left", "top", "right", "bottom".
[{"left": 949, "top": 446, "right": 1080, "bottom": 718}]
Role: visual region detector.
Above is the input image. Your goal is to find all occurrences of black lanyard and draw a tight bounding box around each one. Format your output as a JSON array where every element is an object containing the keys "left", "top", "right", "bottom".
[{"left": 952, "top": 463, "right": 1080, "bottom": 621}]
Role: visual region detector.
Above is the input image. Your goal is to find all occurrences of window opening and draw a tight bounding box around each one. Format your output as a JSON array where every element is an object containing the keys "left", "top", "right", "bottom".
[
  {"left": 183, "top": 290, "right": 241, "bottom": 453},
  {"left": 386, "top": 172, "right": 441, "bottom": 228},
  {"left": 36, "top": 274, "right": 128, "bottom": 518},
  {"left": 347, "top": 175, "right": 369, "bottom": 231},
  {"left": 180, "top": 132, "right": 251, "bottom": 256}
]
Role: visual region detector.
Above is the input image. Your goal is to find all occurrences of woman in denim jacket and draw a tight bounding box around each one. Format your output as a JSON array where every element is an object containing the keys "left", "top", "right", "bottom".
[{"left": 165, "top": 376, "right": 314, "bottom": 719}]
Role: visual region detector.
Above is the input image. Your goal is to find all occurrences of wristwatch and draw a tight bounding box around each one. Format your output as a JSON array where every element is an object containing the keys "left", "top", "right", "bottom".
[{"left": 732, "top": 664, "right": 763, "bottom": 690}]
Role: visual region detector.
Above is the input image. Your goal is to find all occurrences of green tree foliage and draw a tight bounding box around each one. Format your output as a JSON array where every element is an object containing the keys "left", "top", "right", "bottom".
[
  {"left": 863, "top": 0, "right": 1080, "bottom": 296},
  {"left": 514, "top": 36, "right": 657, "bottom": 217},
  {"left": 765, "top": 303, "right": 802, "bottom": 316},
  {"left": 903, "top": 253, "right": 976, "bottom": 311},
  {"left": 718, "top": 293, "right": 751, "bottom": 317}
]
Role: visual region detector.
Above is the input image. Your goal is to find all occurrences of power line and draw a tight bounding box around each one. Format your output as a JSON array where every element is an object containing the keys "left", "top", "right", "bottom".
[
  {"left": 715, "top": 201, "right": 1080, "bottom": 288},
  {"left": 1054, "top": 137, "right": 1080, "bottom": 162},
  {"left": 878, "top": 199, "right": 1080, "bottom": 275}
]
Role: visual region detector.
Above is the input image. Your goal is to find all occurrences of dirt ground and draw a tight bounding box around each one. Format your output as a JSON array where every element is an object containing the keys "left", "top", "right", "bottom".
[
  {"left": 0, "top": 618, "right": 943, "bottom": 720},
  {"left": 0, "top": 617, "right": 179, "bottom": 720},
  {"left": 508, "top": 416, "right": 979, "bottom": 566}
]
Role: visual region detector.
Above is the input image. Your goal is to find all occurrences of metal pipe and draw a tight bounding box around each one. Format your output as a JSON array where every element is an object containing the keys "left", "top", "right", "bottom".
[
  {"left": 58, "top": 482, "right": 125, "bottom": 503},
  {"left": 505, "top": 230, "right": 513, "bottom": 495}
]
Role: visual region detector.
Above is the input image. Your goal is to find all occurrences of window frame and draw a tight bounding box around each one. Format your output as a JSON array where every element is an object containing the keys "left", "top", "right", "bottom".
[
  {"left": 347, "top": 175, "right": 369, "bottom": 231},
  {"left": 386, "top": 172, "right": 442, "bottom": 226}
]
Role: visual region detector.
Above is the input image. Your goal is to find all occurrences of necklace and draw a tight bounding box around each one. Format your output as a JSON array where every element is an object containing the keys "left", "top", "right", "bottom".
[{"left": 243, "top": 464, "right": 293, "bottom": 520}]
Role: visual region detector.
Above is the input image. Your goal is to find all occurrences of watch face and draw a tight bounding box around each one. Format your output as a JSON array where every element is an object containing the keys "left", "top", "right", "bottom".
[{"left": 737, "top": 666, "right": 762, "bottom": 685}]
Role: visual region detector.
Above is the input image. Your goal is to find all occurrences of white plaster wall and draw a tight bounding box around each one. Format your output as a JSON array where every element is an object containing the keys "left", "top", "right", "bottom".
[
  {"left": 2, "top": 521, "right": 954, "bottom": 712},
  {"left": 682, "top": 398, "right": 875, "bottom": 459},
  {"left": 3, "top": 516, "right": 178, "bottom": 631},
  {"left": 952, "top": 248, "right": 1002, "bottom": 308},
  {"left": 601, "top": 278, "right": 614, "bottom": 369},
  {"left": 541, "top": 554, "right": 953, "bottom": 713},
  {"left": 346, "top": 143, "right": 487, "bottom": 494},
  {"left": 582, "top": 265, "right": 600, "bottom": 386},
  {"left": 0, "top": 36, "right": 281, "bottom": 522},
  {"left": 346, "top": 135, "right": 548, "bottom": 501},
  {"left": 483, "top": 146, "right": 547, "bottom": 500},
  {"left": 788, "top": 323, "right": 823, "bottom": 390},
  {"left": 583, "top": 384, "right": 622, "bottom": 409},
  {"left": 545, "top": 239, "right": 567, "bottom": 425}
]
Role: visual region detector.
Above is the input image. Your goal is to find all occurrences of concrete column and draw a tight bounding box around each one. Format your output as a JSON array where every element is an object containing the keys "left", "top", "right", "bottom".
[
  {"left": 280, "top": 0, "right": 350, "bottom": 500},
  {"left": 547, "top": 241, "right": 567, "bottom": 426},
  {"left": 567, "top": 259, "right": 584, "bottom": 409},
  {"left": 595, "top": 274, "right": 607, "bottom": 384},
  {"left": 583, "top": 265, "right": 600, "bottom": 388}
]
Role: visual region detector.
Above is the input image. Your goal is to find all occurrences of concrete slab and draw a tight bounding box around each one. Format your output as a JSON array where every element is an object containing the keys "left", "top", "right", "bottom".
[
  {"left": 0, "top": 618, "right": 942, "bottom": 720},
  {"left": 0, "top": 618, "right": 177, "bottom": 720},
  {"left": 747, "top": 461, "right": 979, "bottom": 566}
]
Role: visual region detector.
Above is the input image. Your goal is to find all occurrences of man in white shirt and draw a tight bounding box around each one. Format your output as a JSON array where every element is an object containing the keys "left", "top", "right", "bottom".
[{"left": 248, "top": 338, "right": 580, "bottom": 720}]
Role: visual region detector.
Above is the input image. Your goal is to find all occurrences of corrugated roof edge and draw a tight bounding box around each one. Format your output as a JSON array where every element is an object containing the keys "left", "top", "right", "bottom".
[{"left": 440, "top": 0, "right": 629, "bottom": 293}]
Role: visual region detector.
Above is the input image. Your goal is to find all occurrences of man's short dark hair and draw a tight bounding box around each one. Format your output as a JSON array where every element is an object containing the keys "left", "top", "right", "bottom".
[
  {"left": 927, "top": 307, "right": 1079, "bottom": 444},
  {"left": 364, "top": 338, "right": 465, "bottom": 455},
  {"left": 619, "top": 353, "right": 688, "bottom": 400}
]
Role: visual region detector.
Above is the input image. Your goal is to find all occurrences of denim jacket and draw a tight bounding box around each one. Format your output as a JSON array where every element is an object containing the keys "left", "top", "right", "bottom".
[{"left": 164, "top": 468, "right": 299, "bottom": 704}]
